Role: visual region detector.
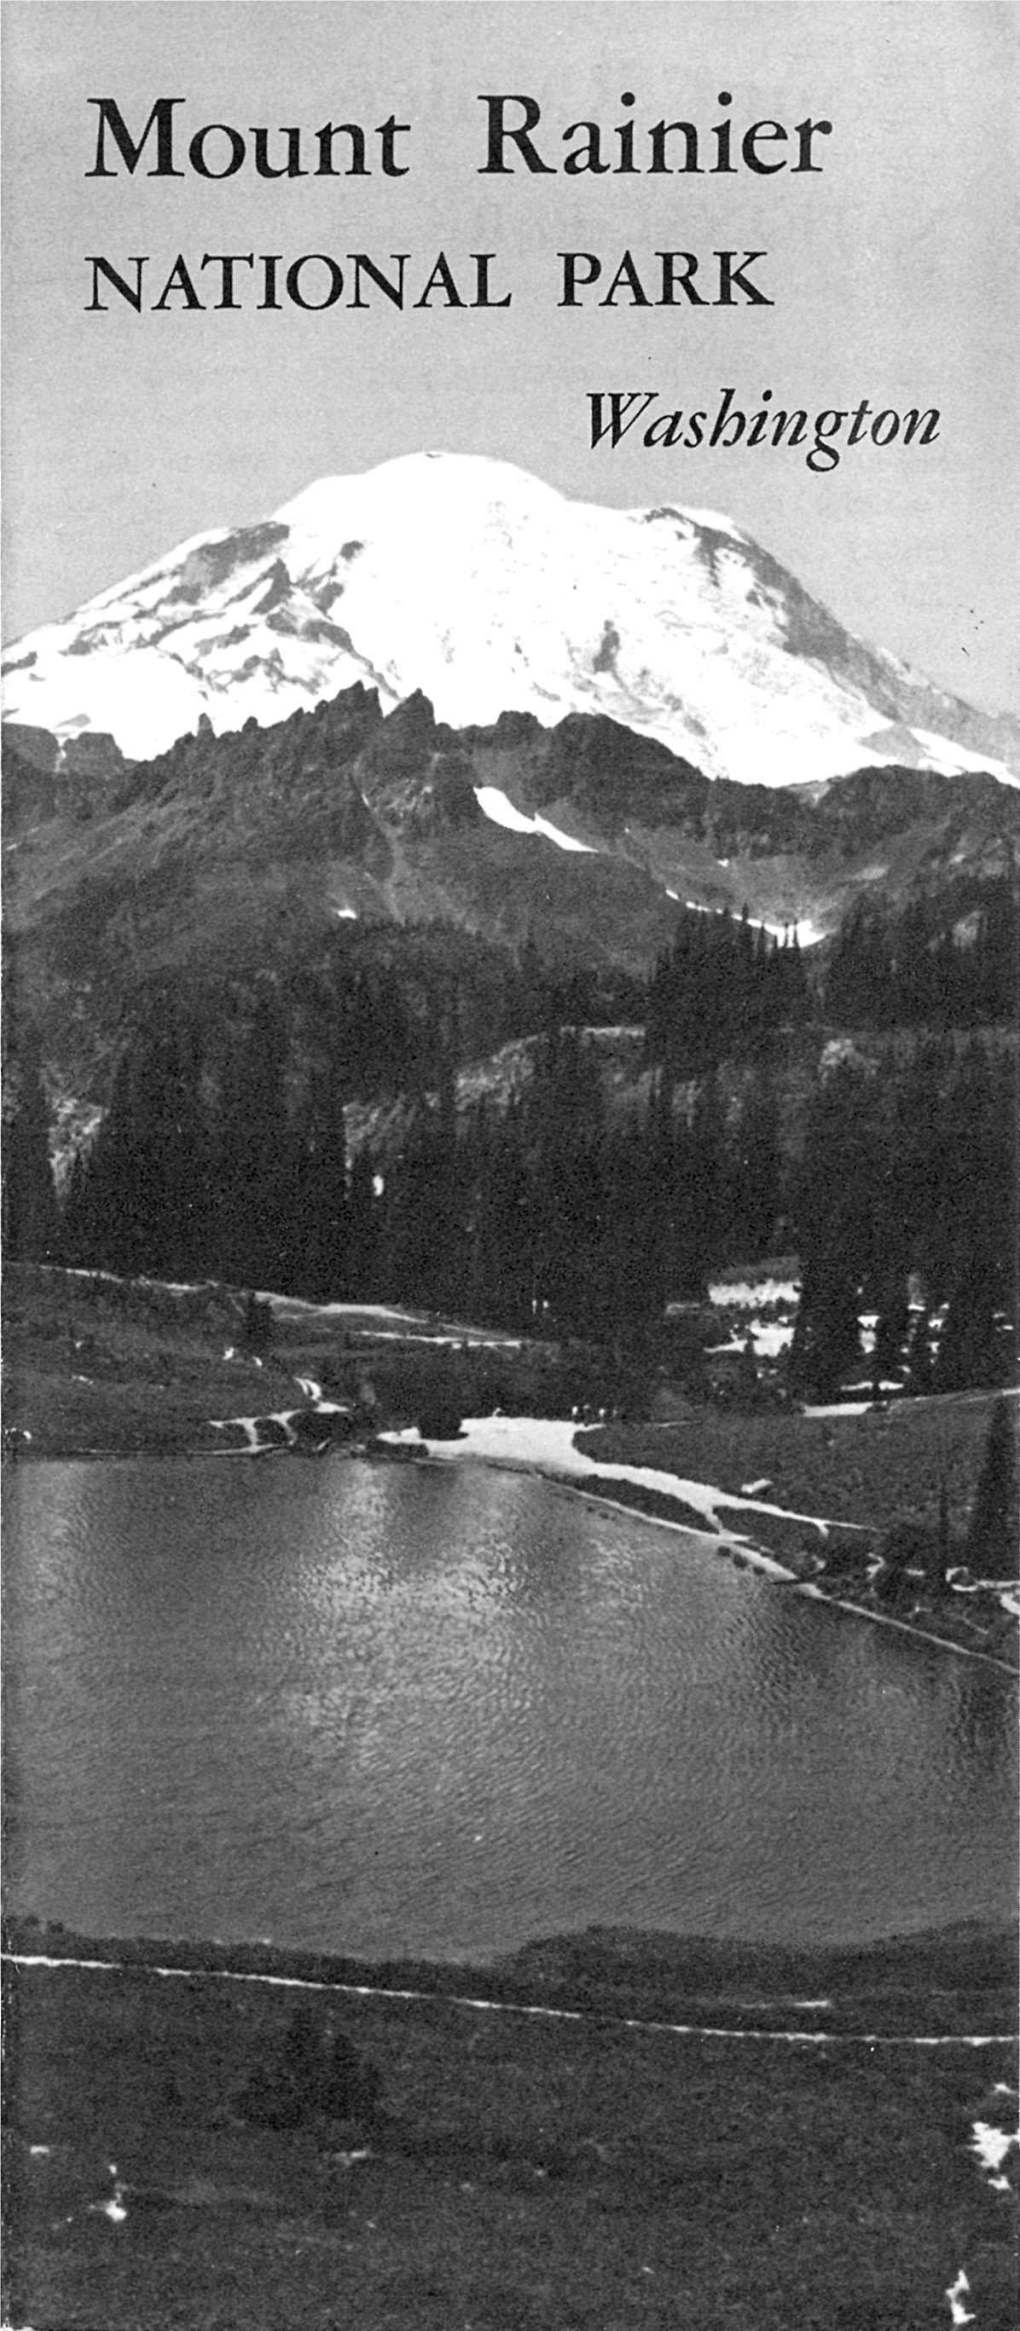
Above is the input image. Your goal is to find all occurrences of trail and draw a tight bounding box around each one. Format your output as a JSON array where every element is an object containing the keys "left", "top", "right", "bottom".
[{"left": 5, "top": 1954, "right": 1015, "bottom": 2052}]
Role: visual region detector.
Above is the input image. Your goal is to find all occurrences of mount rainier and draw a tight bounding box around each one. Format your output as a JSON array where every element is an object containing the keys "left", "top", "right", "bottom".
[{"left": 3, "top": 452, "right": 1016, "bottom": 787}]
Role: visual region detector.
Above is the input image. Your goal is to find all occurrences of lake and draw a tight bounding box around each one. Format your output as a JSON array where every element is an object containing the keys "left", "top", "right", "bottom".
[{"left": 3, "top": 1454, "right": 1016, "bottom": 1961}]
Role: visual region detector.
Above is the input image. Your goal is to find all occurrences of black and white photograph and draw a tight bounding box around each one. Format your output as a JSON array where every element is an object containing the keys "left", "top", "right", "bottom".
[{"left": 2, "top": 5, "right": 1018, "bottom": 2324}]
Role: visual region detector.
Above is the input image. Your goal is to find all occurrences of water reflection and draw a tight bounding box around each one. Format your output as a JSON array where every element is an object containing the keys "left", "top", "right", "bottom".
[{"left": 3, "top": 1456, "right": 1016, "bottom": 1961}]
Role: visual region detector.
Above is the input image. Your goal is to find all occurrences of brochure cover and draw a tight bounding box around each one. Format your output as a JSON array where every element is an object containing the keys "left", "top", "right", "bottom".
[{"left": 3, "top": 6, "right": 1017, "bottom": 2326}]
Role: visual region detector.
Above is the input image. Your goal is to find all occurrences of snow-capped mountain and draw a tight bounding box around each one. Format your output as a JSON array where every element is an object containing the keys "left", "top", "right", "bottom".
[{"left": 3, "top": 452, "right": 1017, "bottom": 787}]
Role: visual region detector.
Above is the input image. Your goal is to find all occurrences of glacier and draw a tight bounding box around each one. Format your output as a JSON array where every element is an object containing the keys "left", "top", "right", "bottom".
[{"left": 3, "top": 450, "right": 1015, "bottom": 787}]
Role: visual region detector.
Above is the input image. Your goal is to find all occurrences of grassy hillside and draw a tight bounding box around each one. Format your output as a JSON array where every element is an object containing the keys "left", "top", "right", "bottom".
[{"left": 4, "top": 1920, "right": 1016, "bottom": 2331}]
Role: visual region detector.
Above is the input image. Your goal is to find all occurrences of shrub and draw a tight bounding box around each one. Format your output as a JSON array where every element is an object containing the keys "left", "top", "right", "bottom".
[{"left": 238, "top": 2001, "right": 381, "bottom": 2128}]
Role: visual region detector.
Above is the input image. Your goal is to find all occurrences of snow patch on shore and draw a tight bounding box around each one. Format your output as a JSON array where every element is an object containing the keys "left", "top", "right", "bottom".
[
  {"left": 801, "top": 1400, "right": 874, "bottom": 1419},
  {"left": 971, "top": 2118, "right": 1019, "bottom": 2180},
  {"left": 946, "top": 2267, "right": 975, "bottom": 2325},
  {"left": 380, "top": 1414, "right": 847, "bottom": 1574}
]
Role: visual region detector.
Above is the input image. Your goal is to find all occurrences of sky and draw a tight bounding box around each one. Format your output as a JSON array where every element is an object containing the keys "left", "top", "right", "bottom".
[{"left": 2, "top": 0, "right": 1018, "bottom": 714}]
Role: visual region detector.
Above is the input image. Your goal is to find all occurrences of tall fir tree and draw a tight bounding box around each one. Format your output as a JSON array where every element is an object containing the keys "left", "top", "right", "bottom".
[
  {"left": 216, "top": 984, "right": 295, "bottom": 1290},
  {"left": 3, "top": 1034, "right": 59, "bottom": 1262},
  {"left": 964, "top": 1399, "right": 1019, "bottom": 1580}
]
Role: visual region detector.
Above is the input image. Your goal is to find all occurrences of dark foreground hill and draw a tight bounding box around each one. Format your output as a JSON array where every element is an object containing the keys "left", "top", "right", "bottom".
[{"left": 4, "top": 1916, "right": 1017, "bottom": 2331}]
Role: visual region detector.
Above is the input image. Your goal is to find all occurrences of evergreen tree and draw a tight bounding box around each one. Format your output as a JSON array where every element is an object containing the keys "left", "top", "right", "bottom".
[
  {"left": 870, "top": 1271, "right": 909, "bottom": 1397},
  {"left": 345, "top": 1149, "right": 381, "bottom": 1301},
  {"left": 140, "top": 1015, "right": 211, "bottom": 1276},
  {"left": 686, "top": 1072, "right": 729, "bottom": 1268},
  {"left": 904, "top": 1304, "right": 935, "bottom": 1396},
  {"left": 933, "top": 1234, "right": 1004, "bottom": 1395},
  {"left": 216, "top": 985, "right": 294, "bottom": 1289},
  {"left": 59, "top": 1147, "right": 93, "bottom": 1267},
  {"left": 70, "top": 1049, "right": 150, "bottom": 1274},
  {"left": 935, "top": 1462, "right": 951, "bottom": 1594},
  {"left": 729, "top": 1070, "right": 782, "bottom": 1259},
  {"left": 778, "top": 924, "right": 812, "bottom": 1023},
  {"left": 823, "top": 903, "right": 891, "bottom": 1026},
  {"left": 789, "top": 1254, "right": 862, "bottom": 1400},
  {"left": 964, "top": 1399, "right": 1019, "bottom": 1580},
  {"left": 285, "top": 1050, "right": 351, "bottom": 1301},
  {"left": 524, "top": 1028, "right": 609, "bottom": 1333},
  {"left": 600, "top": 1126, "right": 669, "bottom": 1353},
  {"left": 789, "top": 1061, "right": 878, "bottom": 1397},
  {"left": 2, "top": 1035, "right": 59, "bottom": 1262},
  {"left": 667, "top": 1111, "right": 713, "bottom": 1300},
  {"left": 463, "top": 1105, "right": 533, "bottom": 1330}
]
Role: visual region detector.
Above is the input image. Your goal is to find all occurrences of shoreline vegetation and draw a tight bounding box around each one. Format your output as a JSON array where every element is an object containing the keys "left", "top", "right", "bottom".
[
  {"left": 6, "top": 1911, "right": 1017, "bottom": 2040},
  {"left": 4, "top": 1261, "right": 1017, "bottom": 1671},
  {"left": 4, "top": 1915, "right": 1017, "bottom": 2331}
]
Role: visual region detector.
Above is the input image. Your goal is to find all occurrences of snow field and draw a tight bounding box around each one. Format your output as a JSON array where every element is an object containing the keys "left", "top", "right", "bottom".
[{"left": 5, "top": 452, "right": 1010, "bottom": 785}]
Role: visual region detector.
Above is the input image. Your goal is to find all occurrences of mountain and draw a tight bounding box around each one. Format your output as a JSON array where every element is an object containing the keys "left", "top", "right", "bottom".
[
  {"left": 4, "top": 453, "right": 1017, "bottom": 787},
  {"left": 6, "top": 684, "right": 1019, "bottom": 1144}
]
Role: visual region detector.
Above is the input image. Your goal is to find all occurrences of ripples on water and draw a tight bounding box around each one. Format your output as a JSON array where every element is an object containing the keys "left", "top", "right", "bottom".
[{"left": 3, "top": 1457, "right": 1016, "bottom": 1960}]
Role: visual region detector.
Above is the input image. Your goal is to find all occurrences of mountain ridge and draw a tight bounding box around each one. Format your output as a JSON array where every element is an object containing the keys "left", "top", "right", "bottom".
[{"left": 5, "top": 686, "right": 1018, "bottom": 1136}]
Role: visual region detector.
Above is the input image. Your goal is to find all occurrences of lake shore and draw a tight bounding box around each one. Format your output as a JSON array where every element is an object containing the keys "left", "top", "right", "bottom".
[
  {"left": 6, "top": 1910, "right": 1017, "bottom": 2032},
  {"left": 386, "top": 1411, "right": 1019, "bottom": 1670},
  {"left": 5, "top": 1264, "right": 1017, "bottom": 1669},
  {"left": 5, "top": 1915, "right": 1017, "bottom": 2331},
  {"left": 1, "top": 1262, "right": 573, "bottom": 1464}
]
